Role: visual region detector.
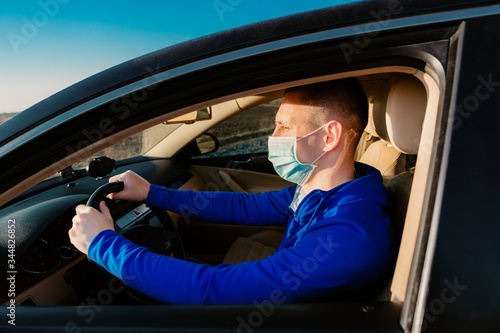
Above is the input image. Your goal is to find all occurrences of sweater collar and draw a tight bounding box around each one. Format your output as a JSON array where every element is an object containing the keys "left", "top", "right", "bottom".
[{"left": 288, "top": 162, "right": 385, "bottom": 223}]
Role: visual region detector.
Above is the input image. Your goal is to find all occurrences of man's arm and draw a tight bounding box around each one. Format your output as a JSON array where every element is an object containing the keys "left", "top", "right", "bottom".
[
  {"left": 87, "top": 201, "right": 393, "bottom": 305},
  {"left": 146, "top": 184, "right": 292, "bottom": 226},
  {"left": 73, "top": 175, "right": 394, "bottom": 305},
  {"left": 107, "top": 170, "right": 293, "bottom": 226}
]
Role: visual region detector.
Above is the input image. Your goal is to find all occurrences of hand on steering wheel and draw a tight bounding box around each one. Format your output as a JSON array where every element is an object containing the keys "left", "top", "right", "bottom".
[
  {"left": 70, "top": 185, "right": 119, "bottom": 255},
  {"left": 70, "top": 170, "right": 150, "bottom": 254},
  {"left": 69, "top": 173, "right": 184, "bottom": 304},
  {"left": 108, "top": 171, "right": 151, "bottom": 202}
]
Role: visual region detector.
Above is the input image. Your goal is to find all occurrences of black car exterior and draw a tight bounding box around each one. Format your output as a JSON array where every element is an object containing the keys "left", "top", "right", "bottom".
[{"left": 1, "top": 0, "right": 500, "bottom": 332}]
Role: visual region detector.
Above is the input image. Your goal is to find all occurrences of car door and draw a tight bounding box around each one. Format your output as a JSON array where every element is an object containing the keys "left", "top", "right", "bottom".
[{"left": 409, "top": 14, "right": 500, "bottom": 333}]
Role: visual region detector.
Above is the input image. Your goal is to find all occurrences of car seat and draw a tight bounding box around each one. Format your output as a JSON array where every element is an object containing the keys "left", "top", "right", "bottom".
[
  {"left": 358, "top": 102, "right": 403, "bottom": 183},
  {"left": 371, "top": 73, "right": 427, "bottom": 300}
]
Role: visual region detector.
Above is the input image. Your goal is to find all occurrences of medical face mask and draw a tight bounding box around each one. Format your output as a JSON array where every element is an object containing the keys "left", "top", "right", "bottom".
[{"left": 268, "top": 125, "right": 327, "bottom": 185}]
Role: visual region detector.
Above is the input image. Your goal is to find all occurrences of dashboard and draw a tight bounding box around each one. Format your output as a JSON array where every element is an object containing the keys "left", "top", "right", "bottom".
[{"left": 0, "top": 157, "right": 191, "bottom": 306}]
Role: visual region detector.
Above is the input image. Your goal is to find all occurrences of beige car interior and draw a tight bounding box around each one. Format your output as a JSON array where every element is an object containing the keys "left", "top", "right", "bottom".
[
  {"left": 167, "top": 70, "right": 438, "bottom": 304},
  {"left": 4, "top": 67, "right": 440, "bottom": 307}
]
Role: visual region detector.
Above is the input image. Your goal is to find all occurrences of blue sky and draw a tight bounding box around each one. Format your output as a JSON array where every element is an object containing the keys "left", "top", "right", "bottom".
[{"left": 0, "top": 1, "right": 353, "bottom": 113}]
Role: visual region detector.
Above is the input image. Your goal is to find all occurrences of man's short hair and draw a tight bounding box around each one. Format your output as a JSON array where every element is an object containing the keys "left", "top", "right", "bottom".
[{"left": 285, "top": 78, "right": 368, "bottom": 146}]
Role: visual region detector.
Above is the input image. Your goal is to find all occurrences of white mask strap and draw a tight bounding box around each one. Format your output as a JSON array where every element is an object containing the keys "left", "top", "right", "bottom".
[
  {"left": 296, "top": 124, "right": 325, "bottom": 141},
  {"left": 312, "top": 150, "right": 327, "bottom": 165}
]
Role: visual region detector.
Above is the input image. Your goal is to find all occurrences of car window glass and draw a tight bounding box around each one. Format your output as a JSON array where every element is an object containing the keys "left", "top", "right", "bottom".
[
  {"left": 71, "top": 123, "right": 182, "bottom": 169},
  {"left": 197, "top": 98, "right": 282, "bottom": 158}
]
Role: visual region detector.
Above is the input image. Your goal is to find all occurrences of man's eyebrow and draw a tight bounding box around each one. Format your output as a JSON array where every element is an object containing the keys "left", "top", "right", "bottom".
[{"left": 275, "top": 119, "right": 289, "bottom": 127}]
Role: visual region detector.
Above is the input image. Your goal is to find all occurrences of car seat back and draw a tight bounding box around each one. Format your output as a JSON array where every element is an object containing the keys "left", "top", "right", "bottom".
[
  {"left": 360, "top": 73, "right": 427, "bottom": 182},
  {"left": 372, "top": 73, "right": 428, "bottom": 301}
]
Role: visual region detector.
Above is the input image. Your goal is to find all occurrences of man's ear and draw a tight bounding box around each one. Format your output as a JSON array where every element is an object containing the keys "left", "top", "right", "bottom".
[{"left": 324, "top": 121, "right": 342, "bottom": 152}]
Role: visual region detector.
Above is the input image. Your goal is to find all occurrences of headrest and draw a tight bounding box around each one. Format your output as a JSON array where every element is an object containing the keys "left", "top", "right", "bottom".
[{"left": 372, "top": 74, "right": 427, "bottom": 154}]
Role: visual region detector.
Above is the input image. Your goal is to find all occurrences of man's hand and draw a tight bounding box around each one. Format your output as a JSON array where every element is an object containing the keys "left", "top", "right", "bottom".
[
  {"left": 108, "top": 170, "right": 151, "bottom": 202},
  {"left": 69, "top": 201, "right": 114, "bottom": 254},
  {"left": 69, "top": 170, "right": 150, "bottom": 254}
]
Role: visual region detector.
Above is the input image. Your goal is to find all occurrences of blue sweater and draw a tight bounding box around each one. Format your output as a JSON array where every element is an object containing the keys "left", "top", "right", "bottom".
[{"left": 88, "top": 162, "right": 394, "bottom": 305}]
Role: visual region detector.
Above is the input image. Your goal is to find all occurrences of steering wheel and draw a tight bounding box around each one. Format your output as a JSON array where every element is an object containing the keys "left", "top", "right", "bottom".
[
  {"left": 85, "top": 181, "right": 185, "bottom": 303},
  {"left": 86, "top": 181, "right": 125, "bottom": 209}
]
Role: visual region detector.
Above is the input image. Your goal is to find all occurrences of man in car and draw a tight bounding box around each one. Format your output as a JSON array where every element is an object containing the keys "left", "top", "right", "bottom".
[{"left": 69, "top": 78, "right": 395, "bottom": 305}]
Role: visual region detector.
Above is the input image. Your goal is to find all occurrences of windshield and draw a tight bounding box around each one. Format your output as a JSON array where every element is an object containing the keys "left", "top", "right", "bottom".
[{"left": 70, "top": 122, "right": 182, "bottom": 170}]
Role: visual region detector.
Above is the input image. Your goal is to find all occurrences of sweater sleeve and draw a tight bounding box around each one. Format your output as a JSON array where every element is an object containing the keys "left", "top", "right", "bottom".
[
  {"left": 88, "top": 201, "right": 393, "bottom": 306},
  {"left": 87, "top": 165, "right": 393, "bottom": 305},
  {"left": 145, "top": 184, "right": 294, "bottom": 226}
]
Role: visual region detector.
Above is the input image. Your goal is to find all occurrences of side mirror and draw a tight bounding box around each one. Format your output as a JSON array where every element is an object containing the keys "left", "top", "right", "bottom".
[
  {"left": 194, "top": 133, "right": 219, "bottom": 156},
  {"left": 177, "top": 133, "right": 219, "bottom": 160}
]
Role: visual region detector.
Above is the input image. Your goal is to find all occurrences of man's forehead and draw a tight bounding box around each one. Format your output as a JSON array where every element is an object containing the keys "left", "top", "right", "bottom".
[{"left": 276, "top": 104, "right": 318, "bottom": 132}]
